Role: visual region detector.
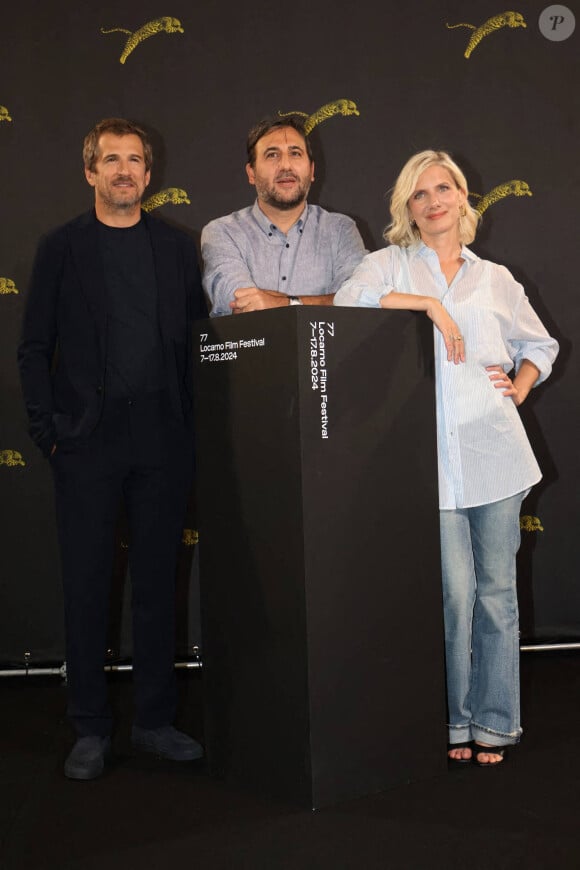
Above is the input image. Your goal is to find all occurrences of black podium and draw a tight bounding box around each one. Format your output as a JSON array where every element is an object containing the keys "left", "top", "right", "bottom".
[{"left": 194, "top": 307, "right": 447, "bottom": 808}]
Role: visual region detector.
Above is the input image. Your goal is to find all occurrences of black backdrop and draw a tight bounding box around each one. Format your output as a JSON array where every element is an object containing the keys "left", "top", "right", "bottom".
[{"left": 1, "top": 0, "right": 578, "bottom": 663}]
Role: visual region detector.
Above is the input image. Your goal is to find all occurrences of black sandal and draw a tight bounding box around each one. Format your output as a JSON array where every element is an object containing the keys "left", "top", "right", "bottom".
[
  {"left": 473, "top": 744, "right": 506, "bottom": 767},
  {"left": 447, "top": 741, "right": 473, "bottom": 764}
]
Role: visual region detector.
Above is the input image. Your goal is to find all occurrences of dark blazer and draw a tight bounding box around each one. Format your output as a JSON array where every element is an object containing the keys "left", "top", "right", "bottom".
[{"left": 18, "top": 209, "right": 207, "bottom": 457}]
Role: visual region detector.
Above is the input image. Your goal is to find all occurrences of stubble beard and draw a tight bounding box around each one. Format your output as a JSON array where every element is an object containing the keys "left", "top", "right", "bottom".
[
  {"left": 101, "top": 177, "right": 143, "bottom": 211},
  {"left": 256, "top": 178, "right": 310, "bottom": 212},
  {"left": 103, "top": 190, "right": 142, "bottom": 211}
]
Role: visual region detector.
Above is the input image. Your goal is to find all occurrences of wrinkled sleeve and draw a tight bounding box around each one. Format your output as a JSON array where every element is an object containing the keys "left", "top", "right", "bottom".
[
  {"left": 508, "top": 286, "right": 559, "bottom": 385},
  {"left": 201, "top": 219, "right": 255, "bottom": 317},
  {"left": 334, "top": 249, "right": 396, "bottom": 308},
  {"left": 328, "top": 217, "right": 367, "bottom": 292}
]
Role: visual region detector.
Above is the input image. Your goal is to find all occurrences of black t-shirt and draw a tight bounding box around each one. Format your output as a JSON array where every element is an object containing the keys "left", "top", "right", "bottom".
[{"left": 97, "top": 220, "right": 164, "bottom": 398}]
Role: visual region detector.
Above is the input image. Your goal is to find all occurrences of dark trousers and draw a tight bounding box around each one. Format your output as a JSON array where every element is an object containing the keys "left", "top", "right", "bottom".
[{"left": 51, "top": 393, "right": 193, "bottom": 737}]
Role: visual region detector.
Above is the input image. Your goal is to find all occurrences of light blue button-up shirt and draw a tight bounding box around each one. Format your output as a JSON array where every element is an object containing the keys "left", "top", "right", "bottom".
[
  {"left": 334, "top": 242, "right": 559, "bottom": 509},
  {"left": 201, "top": 201, "right": 366, "bottom": 317}
]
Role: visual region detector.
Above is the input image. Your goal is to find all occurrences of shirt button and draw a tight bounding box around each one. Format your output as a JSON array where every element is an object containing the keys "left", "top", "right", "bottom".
[
  {"left": 268, "top": 232, "right": 272, "bottom": 237},
  {"left": 282, "top": 276, "right": 287, "bottom": 281},
  {"left": 285, "top": 243, "right": 290, "bottom": 248}
]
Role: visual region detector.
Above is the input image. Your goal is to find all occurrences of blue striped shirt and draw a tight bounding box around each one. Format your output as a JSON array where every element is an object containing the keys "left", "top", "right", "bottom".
[{"left": 334, "top": 242, "right": 559, "bottom": 509}]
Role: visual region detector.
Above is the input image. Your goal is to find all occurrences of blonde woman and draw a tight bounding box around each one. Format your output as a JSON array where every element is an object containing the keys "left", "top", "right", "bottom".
[{"left": 335, "top": 150, "right": 558, "bottom": 766}]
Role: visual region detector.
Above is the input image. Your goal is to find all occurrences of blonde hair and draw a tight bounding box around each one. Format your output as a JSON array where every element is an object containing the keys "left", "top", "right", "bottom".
[{"left": 384, "top": 150, "right": 480, "bottom": 247}]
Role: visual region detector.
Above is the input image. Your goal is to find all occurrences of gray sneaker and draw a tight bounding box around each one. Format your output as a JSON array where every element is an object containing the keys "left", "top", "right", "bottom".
[
  {"left": 131, "top": 725, "right": 203, "bottom": 761},
  {"left": 64, "top": 736, "right": 111, "bottom": 780}
]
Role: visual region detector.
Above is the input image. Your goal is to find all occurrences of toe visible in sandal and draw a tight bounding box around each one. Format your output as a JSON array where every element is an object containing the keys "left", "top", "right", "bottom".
[
  {"left": 447, "top": 741, "right": 473, "bottom": 764},
  {"left": 473, "top": 744, "right": 506, "bottom": 767}
]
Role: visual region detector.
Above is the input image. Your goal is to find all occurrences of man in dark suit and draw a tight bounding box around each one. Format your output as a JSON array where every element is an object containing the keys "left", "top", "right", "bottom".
[{"left": 18, "top": 118, "right": 207, "bottom": 780}]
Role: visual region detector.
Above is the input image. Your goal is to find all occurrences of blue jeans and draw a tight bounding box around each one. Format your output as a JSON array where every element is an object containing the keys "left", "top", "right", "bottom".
[{"left": 440, "top": 491, "right": 526, "bottom": 747}]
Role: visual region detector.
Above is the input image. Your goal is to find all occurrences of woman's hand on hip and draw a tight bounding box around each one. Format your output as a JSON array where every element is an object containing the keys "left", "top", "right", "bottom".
[
  {"left": 487, "top": 359, "right": 541, "bottom": 407},
  {"left": 486, "top": 365, "right": 519, "bottom": 403}
]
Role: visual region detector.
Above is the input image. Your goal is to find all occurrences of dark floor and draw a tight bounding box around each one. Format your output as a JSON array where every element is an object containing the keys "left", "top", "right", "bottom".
[{"left": 1, "top": 652, "right": 579, "bottom": 870}]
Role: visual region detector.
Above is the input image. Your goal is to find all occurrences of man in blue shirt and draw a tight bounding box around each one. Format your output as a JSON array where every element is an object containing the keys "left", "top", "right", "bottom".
[{"left": 202, "top": 114, "right": 366, "bottom": 317}]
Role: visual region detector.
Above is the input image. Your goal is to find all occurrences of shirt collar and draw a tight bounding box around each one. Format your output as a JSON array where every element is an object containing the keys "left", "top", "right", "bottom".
[
  {"left": 409, "top": 240, "right": 478, "bottom": 263},
  {"left": 251, "top": 200, "right": 309, "bottom": 236}
]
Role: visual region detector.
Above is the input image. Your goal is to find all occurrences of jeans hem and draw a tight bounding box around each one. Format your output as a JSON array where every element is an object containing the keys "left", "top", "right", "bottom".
[
  {"left": 449, "top": 725, "right": 522, "bottom": 746},
  {"left": 448, "top": 723, "right": 522, "bottom": 747},
  {"left": 472, "top": 723, "right": 522, "bottom": 747}
]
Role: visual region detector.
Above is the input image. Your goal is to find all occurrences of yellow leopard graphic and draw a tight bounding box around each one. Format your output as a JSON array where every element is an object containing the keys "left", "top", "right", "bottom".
[
  {"left": 101, "top": 16, "right": 184, "bottom": 64},
  {"left": 0, "top": 105, "right": 12, "bottom": 122},
  {"left": 446, "top": 11, "right": 526, "bottom": 58},
  {"left": 0, "top": 450, "right": 26, "bottom": 467},
  {"left": 182, "top": 529, "right": 199, "bottom": 546},
  {"left": 278, "top": 99, "right": 360, "bottom": 135},
  {"left": 470, "top": 180, "right": 532, "bottom": 215},
  {"left": 520, "top": 515, "right": 543, "bottom": 532},
  {"left": 142, "top": 187, "right": 190, "bottom": 213},
  {"left": 0, "top": 278, "right": 18, "bottom": 294}
]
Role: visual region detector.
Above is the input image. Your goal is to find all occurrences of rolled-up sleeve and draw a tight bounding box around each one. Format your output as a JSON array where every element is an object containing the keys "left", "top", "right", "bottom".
[
  {"left": 334, "top": 249, "right": 395, "bottom": 307},
  {"left": 508, "top": 291, "right": 559, "bottom": 385}
]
